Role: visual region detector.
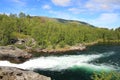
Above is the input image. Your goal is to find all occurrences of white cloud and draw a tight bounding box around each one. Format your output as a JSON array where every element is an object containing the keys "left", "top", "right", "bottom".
[
  {"left": 95, "top": 13, "right": 119, "bottom": 23},
  {"left": 51, "top": 0, "right": 71, "bottom": 6},
  {"left": 42, "top": 5, "right": 51, "bottom": 10},
  {"left": 88, "top": 13, "right": 120, "bottom": 28},
  {"left": 11, "top": 0, "right": 26, "bottom": 6},
  {"left": 92, "top": 0, "right": 120, "bottom": 4},
  {"left": 85, "top": 0, "right": 120, "bottom": 11},
  {"left": 68, "top": 8, "right": 85, "bottom": 14}
]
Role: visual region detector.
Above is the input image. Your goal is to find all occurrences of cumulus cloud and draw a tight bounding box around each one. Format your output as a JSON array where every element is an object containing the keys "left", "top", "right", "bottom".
[
  {"left": 42, "top": 5, "right": 51, "bottom": 10},
  {"left": 89, "top": 13, "right": 120, "bottom": 28},
  {"left": 51, "top": 0, "right": 71, "bottom": 6},
  {"left": 85, "top": 0, "right": 120, "bottom": 11}
]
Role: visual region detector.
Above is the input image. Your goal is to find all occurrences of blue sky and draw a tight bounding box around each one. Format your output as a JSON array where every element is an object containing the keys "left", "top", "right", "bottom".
[{"left": 0, "top": 0, "right": 120, "bottom": 29}]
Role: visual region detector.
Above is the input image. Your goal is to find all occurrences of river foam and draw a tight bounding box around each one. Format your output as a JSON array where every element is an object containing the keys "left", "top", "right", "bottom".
[{"left": 0, "top": 51, "right": 115, "bottom": 71}]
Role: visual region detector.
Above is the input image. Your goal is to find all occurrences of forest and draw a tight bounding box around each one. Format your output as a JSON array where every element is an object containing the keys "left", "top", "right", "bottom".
[{"left": 0, "top": 12, "right": 120, "bottom": 49}]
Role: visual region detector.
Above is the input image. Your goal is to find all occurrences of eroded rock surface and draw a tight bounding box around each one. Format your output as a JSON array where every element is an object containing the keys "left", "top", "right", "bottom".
[
  {"left": 0, "top": 46, "right": 32, "bottom": 63},
  {"left": 0, "top": 66, "right": 51, "bottom": 80}
]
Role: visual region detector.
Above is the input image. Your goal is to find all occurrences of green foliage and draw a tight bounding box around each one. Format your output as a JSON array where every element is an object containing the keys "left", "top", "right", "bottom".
[
  {"left": 12, "top": 32, "right": 29, "bottom": 39},
  {"left": 19, "top": 12, "right": 26, "bottom": 18},
  {"left": 15, "top": 44, "right": 26, "bottom": 49},
  {"left": 91, "top": 71, "right": 120, "bottom": 80},
  {"left": 0, "top": 14, "right": 16, "bottom": 45},
  {"left": 0, "top": 13, "right": 120, "bottom": 48},
  {"left": 59, "top": 41, "right": 65, "bottom": 48}
]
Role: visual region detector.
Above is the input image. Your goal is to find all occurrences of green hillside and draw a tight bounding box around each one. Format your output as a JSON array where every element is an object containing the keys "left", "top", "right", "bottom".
[{"left": 0, "top": 12, "right": 120, "bottom": 49}]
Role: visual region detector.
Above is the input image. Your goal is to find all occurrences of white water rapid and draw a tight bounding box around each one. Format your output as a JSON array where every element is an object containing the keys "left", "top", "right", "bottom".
[{"left": 0, "top": 52, "right": 115, "bottom": 71}]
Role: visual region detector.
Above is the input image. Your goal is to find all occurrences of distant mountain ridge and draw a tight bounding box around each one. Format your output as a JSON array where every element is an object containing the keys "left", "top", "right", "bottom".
[
  {"left": 55, "top": 18, "right": 95, "bottom": 27},
  {"left": 33, "top": 16, "right": 95, "bottom": 27}
]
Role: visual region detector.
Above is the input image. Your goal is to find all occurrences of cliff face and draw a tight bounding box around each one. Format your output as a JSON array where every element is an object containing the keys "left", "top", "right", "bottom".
[{"left": 0, "top": 66, "right": 51, "bottom": 80}]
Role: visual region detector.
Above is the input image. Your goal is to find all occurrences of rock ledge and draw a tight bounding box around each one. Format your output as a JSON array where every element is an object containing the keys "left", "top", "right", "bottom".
[
  {"left": 0, "top": 46, "right": 32, "bottom": 63},
  {"left": 0, "top": 66, "right": 51, "bottom": 80}
]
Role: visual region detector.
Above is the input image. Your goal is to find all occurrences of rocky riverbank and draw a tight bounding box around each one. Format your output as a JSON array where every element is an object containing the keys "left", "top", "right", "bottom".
[
  {"left": 0, "top": 66, "right": 51, "bottom": 80},
  {"left": 0, "top": 46, "right": 32, "bottom": 63},
  {"left": 0, "top": 44, "right": 86, "bottom": 63},
  {"left": 27, "top": 44, "right": 86, "bottom": 54}
]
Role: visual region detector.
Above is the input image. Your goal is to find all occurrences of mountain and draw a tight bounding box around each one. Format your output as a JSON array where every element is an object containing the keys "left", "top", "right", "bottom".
[
  {"left": 33, "top": 16, "right": 95, "bottom": 28},
  {"left": 55, "top": 18, "right": 95, "bottom": 27}
]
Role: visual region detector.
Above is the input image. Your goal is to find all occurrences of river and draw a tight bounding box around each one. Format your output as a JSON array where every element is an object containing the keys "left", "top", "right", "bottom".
[{"left": 0, "top": 45, "right": 120, "bottom": 80}]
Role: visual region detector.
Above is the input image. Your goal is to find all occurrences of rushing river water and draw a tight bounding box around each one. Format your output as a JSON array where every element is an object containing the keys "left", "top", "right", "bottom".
[{"left": 0, "top": 45, "right": 120, "bottom": 80}]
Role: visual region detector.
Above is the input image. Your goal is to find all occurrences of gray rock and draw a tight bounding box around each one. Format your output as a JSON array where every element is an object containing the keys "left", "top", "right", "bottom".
[
  {"left": 0, "top": 66, "right": 51, "bottom": 80},
  {"left": 0, "top": 46, "right": 32, "bottom": 63}
]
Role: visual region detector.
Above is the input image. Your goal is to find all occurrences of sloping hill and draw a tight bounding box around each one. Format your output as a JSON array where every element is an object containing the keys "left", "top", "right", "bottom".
[{"left": 33, "top": 16, "right": 95, "bottom": 27}]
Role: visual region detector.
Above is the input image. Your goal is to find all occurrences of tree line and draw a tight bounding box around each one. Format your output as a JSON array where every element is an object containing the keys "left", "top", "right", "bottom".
[{"left": 0, "top": 12, "right": 120, "bottom": 48}]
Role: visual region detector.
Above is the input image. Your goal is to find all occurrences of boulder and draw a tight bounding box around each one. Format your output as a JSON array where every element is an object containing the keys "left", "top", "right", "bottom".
[
  {"left": 0, "top": 66, "right": 51, "bottom": 80},
  {"left": 0, "top": 46, "right": 32, "bottom": 63}
]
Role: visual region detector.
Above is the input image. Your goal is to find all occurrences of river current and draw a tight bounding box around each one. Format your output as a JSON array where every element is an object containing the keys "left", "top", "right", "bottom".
[{"left": 0, "top": 45, "right": 120, "bottom": 80}]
